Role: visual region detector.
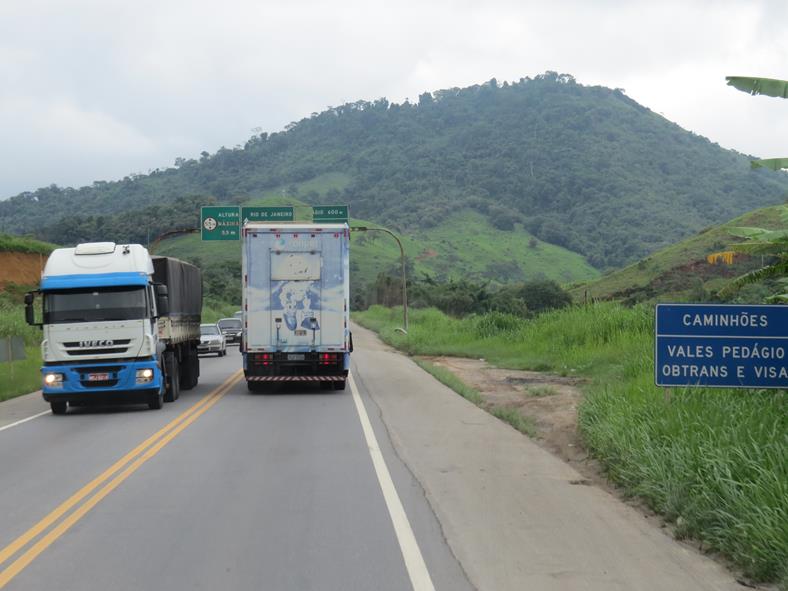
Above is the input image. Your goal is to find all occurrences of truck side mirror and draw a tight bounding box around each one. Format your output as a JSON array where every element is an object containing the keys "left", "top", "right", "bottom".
[
  {"left": 24, "top": 292, "right": 41, "bottom": 327},
  {"left": 156, "top": 284, "right": 169, "bottom": 317}
]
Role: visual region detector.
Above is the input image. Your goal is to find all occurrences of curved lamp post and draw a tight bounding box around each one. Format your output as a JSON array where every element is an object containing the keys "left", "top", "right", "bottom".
[
  {"left": 351, "top": 226, "right": 408, "bottom": 334},
  {"left": 147, "top": 228, "right": 199, "bottom": 254}
]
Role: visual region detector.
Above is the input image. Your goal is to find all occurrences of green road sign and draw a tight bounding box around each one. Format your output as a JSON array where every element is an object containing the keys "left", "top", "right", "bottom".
[
  {"left": 241, "top": 206, "right": 294, "bottom": 223},
  {"left": 313, "top": 205, "right": 349, "bottom": 223},
  {"left": 201, "top": 206, "right": 240, "bottom": 241}
]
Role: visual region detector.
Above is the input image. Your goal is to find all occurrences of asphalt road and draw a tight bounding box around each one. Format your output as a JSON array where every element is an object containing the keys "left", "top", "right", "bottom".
[
  {"left": 0, "top": 346, "right": 471, "bottom": 591},
  {"left": 0, "top": 328, "right": 745, "bottom": 591}
]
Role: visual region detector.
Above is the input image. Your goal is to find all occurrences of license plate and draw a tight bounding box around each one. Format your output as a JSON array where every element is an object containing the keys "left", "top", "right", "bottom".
[
  {"left": 287, "top": 354, "right": 305, "bottom": 361},
  {"left": 88, "top": 372, "right": 110, "bottom": 381}
]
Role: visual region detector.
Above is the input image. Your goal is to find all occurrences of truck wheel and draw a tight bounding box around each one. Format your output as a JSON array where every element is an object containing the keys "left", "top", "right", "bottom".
[
  {"left": 164, "top": 353, "right": 180, "bottom": 403},
  {"left": 50, "top": 401, "right": 67, "bottom": 415},
  {"left": 333, "top": 380, "right": 346, "bottom": 391},
  {"left": 148, "top": 390, "right": 164, "bottom": 410},
  {"left": 180, "top": 347, "right": 199, "bottom": 390},
  {"left": 247, "top": 381, "right": 268, "bottom": 394}
]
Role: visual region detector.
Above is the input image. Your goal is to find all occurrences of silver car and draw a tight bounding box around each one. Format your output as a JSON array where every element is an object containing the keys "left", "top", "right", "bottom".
[{"left": 198, "top": 323, "right": 227, "bottom": 356}]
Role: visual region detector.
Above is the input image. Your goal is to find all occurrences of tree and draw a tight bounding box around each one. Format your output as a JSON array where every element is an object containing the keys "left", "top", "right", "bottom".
[
  {"left": 708, "top": 77, "right": 788, "bottom": 301},
  {"left": 709, "top": 206, "right": 788, "bottom": 302}
]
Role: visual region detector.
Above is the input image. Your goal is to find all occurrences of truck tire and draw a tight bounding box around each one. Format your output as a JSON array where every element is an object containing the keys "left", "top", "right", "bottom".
[
  {"left": 333, "top": 380, "right": 346, "bottom": 391},
  {"left": 179, "top": 345, "right": 199, "bottom": 390},
  {"left": 164, "top": 353, "right": 180, "bottom": 403},
  {"left": 148, "top": 390, "right": 164, "bottom": 410},
  {"left": 50, "top": 401, "right": 67, "bottom": 415},
  {"left": 247, "top": 380, "right": 268, "bottom": 394}
]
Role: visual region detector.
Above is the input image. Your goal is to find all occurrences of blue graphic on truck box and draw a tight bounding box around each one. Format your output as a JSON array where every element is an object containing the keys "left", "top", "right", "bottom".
[{"left": 272, "top": 280, "right": 320, "bottom": 331}]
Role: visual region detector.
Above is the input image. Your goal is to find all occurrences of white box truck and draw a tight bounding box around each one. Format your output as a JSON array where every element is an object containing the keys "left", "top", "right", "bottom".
[
  {"left": 241, "top": 223, "right": 351, "bottom": 391},
  {"left": 25, "top": 242, "right": 202, "bottom": 413}
]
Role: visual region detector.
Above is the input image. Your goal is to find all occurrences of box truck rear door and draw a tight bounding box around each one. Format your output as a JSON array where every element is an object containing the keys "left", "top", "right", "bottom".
[{"left": 270, "top": 251, "right": 322, "bottom": 348}]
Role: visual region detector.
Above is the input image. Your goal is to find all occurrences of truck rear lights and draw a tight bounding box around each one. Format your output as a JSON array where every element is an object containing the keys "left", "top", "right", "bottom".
[
  {"left": 254, "top": 353, "right": 272, "bottom": 366},
  {"left": 43, "top": 372, "right": 65, "bottom": 388},
  {"left": 320, "top": 353, "right": 339, "bottom": 365},
  {"left": 135, "top": 368, "right": 155, "bottom": 384}
]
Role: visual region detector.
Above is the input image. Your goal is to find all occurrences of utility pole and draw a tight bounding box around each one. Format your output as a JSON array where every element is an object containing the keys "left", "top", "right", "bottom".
[{"left": 351, "top": 226, "right": 408, "bottom": 333}]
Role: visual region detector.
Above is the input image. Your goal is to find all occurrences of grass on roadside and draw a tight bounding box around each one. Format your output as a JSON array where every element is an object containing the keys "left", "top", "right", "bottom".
[
  {"left": 355, "top": 304, "right": 787, "bottom": 586},
  {"left": 414, "top": 358, "right": 536, "bottom": 437},
  {"left": 0, "top": 348, "right": 42, "bottom": 402},
  {"left": 0, "top": 294, "right": 44, "bottom": 401},
  {"left": 526, "top": 385, "right": 558, "bottom": 397},
  {"left": 414, "top": 359, "right": 483, "bottom": 404}
]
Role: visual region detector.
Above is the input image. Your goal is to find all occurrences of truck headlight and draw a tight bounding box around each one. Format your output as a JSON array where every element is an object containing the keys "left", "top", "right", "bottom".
[
  {"left": 135, "top": 368, "right": 155, "bottom": 384},
  {"left": 43, "top": 373, "right": 65, "bottom": 388}
]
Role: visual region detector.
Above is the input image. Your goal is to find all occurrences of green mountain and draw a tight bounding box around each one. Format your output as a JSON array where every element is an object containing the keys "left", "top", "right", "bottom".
[
  {"left": 3, "top": 71, "right": 788, "bottom": 272},
  {"left": 569, "top": 205, "right": 786, "bottom": 303}
]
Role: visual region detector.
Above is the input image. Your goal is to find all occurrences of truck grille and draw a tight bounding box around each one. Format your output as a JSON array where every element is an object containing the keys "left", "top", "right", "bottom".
[{"left": 62, "top": 340, "right": 131, "bottom": 357}]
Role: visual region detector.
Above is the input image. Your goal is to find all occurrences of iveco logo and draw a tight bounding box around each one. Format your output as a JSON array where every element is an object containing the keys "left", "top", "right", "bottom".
[{"left": 80, "top": 340, "right": 114, "bottom": 347}]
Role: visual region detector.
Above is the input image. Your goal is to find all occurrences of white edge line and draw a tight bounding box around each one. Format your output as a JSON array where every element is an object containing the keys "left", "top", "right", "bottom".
[
  {"left": 348, "top": 372, "right": 436, "bottom": 591},
  {"left": 0, "top": 410, "right": 51, "bottom": 433}
]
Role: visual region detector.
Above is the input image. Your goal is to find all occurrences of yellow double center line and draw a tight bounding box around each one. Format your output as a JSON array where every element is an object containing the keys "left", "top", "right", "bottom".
[{"left": 0, "top": 369, "right": 243, "bottom": 588}]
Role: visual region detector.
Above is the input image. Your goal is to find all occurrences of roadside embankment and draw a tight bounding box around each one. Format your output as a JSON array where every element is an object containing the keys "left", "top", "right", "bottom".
[
  {"left": 354, "top": 304, "right": 787, "bottom": 588},
  {"left": 0, "top": 243, "right": 49, "bottom": 402},
  {"left": 0, "top": 251, "right": 46, "bottom": 289}
]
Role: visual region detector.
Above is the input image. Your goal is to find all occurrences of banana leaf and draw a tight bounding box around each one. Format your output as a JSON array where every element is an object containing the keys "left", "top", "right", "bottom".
[
  {"left": 726, "top": 76, "right": 788, "bottom": 98},
  {"left": 751, "top": 157, "right": 788, "bottom": 171}
]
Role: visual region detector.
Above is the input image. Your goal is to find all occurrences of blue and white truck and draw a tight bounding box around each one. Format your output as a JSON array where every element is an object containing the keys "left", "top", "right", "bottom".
[
  {"left": 241, "top": 223, "right": 351, "bottom": 391},
  {"left": 25, "top": 242, "right": 202, "bottom": 413}
]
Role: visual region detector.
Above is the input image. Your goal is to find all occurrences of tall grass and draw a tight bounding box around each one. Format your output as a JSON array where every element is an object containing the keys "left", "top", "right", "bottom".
[
  {"left": 0, "top": 296, "right": 44, "bottom": 400},
  {"left": 355, "top": 304, "right": 787, "bottom": 585},
  {"left": 0, "top": 234, "right": 55, "bottom": 255}
]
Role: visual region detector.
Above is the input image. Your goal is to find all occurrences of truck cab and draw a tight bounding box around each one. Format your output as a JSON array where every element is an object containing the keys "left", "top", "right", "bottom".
[{"left": 26, "top": 242, "right": 200, "bottom": 413}]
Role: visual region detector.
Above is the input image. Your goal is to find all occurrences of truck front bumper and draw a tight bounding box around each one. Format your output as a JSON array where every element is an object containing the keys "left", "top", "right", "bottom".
[{"left": 41, "top": 360, "right": 163, "bottom": 402}]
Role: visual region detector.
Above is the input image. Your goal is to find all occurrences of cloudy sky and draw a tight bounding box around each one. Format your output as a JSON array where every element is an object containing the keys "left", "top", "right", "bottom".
[{"left": 1, "top": 0, "right": 786, "bottom": 199}]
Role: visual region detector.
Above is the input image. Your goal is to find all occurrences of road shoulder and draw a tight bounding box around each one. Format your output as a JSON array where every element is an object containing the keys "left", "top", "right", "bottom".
[
  {"left": 352, "top": 323, "right": 744, "bottom": 591},
  {"left": 0, "top": 390, "right": 49, "bottom": 429}
]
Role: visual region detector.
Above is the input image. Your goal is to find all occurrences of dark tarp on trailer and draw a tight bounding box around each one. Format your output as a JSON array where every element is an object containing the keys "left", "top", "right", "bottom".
[{"left": 151, "top": 256, "right": 202, "bottom": 319}]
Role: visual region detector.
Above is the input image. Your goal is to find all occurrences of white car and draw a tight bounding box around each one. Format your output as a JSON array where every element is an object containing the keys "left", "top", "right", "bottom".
[{"left": 198, "top": 324, "right": 227, "bottom": 356}]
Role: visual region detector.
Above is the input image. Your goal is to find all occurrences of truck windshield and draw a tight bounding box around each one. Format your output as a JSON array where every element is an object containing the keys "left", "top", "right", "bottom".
[{"left": 44, "top": 287, "right": 148, "bottom": 324}]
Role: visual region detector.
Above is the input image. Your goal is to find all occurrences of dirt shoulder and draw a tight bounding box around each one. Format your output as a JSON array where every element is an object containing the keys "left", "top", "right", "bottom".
[{"left": 422, "top": 357, "right": 616, "bottom": 490}]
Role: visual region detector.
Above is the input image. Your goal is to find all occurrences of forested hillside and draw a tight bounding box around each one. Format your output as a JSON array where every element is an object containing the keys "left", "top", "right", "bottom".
[
  {"left": 3, "top": 72, "right": 787, "bottom": 269},
  {"left": 569, "top": 204, "right": 787, "bottom": 304}
]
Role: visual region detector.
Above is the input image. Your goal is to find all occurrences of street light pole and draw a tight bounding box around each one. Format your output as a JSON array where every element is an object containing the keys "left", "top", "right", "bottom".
[
  {"left": 147, "top": 228, "right": 199, "bottom": 255},
  {"left": 351, "top": 226, "right": 408, "bottom": 333}
]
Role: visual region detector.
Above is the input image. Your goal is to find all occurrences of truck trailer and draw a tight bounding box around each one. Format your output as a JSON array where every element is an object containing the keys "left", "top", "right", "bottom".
[
  {"left": 25, "top": 242, "right": 202, "bottom": 413},
  {"left": 241, "top": 223, "right": 351, "bottom": 391}
]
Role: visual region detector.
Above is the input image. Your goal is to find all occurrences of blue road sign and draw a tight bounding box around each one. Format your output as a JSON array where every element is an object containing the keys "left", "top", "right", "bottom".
[{"left": 655, "top": 304, "right": 788, "bottom": 389}]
